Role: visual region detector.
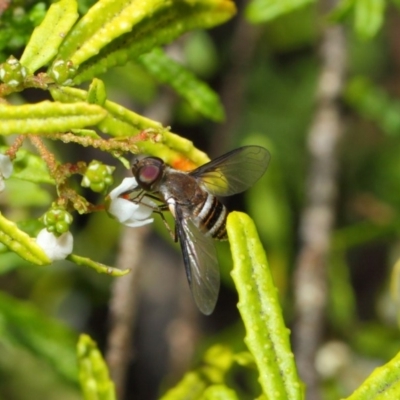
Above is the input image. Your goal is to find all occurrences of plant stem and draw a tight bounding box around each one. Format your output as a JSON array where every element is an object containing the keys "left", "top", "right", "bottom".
[{"left": 293, "top": 24, "right": 347, "bottom": 400}]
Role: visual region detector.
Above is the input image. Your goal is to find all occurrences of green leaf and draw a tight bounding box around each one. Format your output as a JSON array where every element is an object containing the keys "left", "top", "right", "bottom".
[
  {"left": 0, "top": 3, "right": 47, "bottom": 58},
  {"left": 344, "top": 350, "right": 400, "bottom": 399},
  {"left": 0, "top": 101, "right": 107, "bottom": 135},
  {"left": 67, "top": 254, "right": 130, "bottom": 276},
  {"left": 392, "top": 0, "right": 400, "bottom": 10},
  {"left": 227, "top": 212, "right": 304, "bottom": 400},
  {"left": 20, "top": 0, "right": 79, "bottom": 74},
  {"left": 200, "top": 385, "right": 239, "bottom": 400},
  {"left": 0, "top": 212, "right": 50, "bottom": 265},
  {"left": 6, "top": 180, "right": 52, "bottom": 207},
  {"left": 245, "top": 0, "right": 315, "bottom": 23},
  {"left": 51, "top": 85, "right": 162, "bottom": 137},
  {"left": 354, "top": 0, "right": 385, "bottom": 39},
  {"left": 344, "top": 76, "right": 400, "bottom": 136},
  {"left": 161, "top": 372, "right": 207, "bottom": 400},
  {"left": 161, "top": 345, "right": 234, "bottom": 399},
  {"left": 66, "top": 0, "right": 236, "bottom": 84},
  {"left": 77, "top": 334, "right": 116, "bottom": 400},
  {"left": 57, "top": 0, "right": 145, "bottom": 64},
  {"left": 328, "top": 0, "right": 356, "bottom": 22},
  {"left": 138, "top": 48, "right": 225, "bottom": 122},
  {"left": 0, "top": 290, "right": 78, "bottom": 383},
  {"left": 50, "top": 86, "right": 210, "bottom": 167},
  {"left": 0, "top": 252, "right": 34, "bottom": 274},
  {"left": 87, "top": 78, "right": 107, "bottom": 106}
]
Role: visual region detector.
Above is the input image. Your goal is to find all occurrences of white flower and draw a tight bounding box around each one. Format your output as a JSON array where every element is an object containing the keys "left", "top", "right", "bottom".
[
  {"left": 36, "top": 229, "right": 74, "bottom": 261},
  {"left": 107, "top": 177, "right": 155, "bottom": 227},
  {"left": 0, "top": 154, "right": 13, "bottom": 192}
]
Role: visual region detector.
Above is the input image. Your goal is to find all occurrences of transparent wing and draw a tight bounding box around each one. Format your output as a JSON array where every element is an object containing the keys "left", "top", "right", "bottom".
[
  {"left": 175, "top": 205, "right": 220, "bottom": 315},
  {"left": 189, "top": 146, "right": 271, "bottom": 197}
]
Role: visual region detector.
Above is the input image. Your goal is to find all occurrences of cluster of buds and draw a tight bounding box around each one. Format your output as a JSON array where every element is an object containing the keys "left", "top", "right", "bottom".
[
  {"left": 81, "top": 160, "right": 115, "bottom": 193},
  {"left": 36, "top": 205, "right": 74, "bottom": 261},
  {"left": 0, "top": 56, "right": 27, "bottom": 87},
  {"left": 41, "top": 205, "right": 73, "bottom": 235}
]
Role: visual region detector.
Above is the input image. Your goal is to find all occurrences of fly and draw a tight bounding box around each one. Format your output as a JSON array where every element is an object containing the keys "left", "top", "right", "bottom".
[{"left": 130, "top": 146, "right": 271, "bottom": 315}]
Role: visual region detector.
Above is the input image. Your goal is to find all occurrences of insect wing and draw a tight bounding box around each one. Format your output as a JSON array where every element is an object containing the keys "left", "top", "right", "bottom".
[
  {"left": 174, "top": 205, "right": 220, "bottom": 315},
  {"left": 189, "top": 146, "right": 271, "bottom": 197}
]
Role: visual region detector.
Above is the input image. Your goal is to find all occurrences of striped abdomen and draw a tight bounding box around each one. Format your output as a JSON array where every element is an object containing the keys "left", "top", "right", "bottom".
[{"left": 194, "top": 192, "right": 228, "bottom": 240}]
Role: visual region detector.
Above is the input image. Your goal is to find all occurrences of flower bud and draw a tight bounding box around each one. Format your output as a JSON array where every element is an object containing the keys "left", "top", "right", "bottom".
[
  {"left": 42, "top": 206, "right": 73, "bottom": 235},
  {"left": 0, "top": 56, "right": 27, "bottom": 87},
  {"left": 48, "top": 59, "right": 77, "bottom": 85},
  {"left": 81, "top": 160, "right": 115, "bottom": 193}
]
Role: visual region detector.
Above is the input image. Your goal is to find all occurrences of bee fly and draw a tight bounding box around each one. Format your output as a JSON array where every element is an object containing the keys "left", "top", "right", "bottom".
[{"left": 131, "top": 146, "right": 270, "bottom": 315}]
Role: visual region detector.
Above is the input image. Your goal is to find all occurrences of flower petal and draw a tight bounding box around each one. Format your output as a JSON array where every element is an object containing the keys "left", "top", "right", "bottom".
[
  {"left": 124, "top": 217, "right": 154, "bottom": 228},
  {"left": 0, "top": 154, "right": 13, "bottom": 179},
  {"left": 108, "top": 197, "right": 141, "bottom": 223},
  {"left": 107, "top": 177, "right": 157, "bottom": 228},
  {"left": 109, "top": 177, "right": 138, "bottom": 199},
  {"left": 36, "top": 229, "right": 73, "bottom": 261}
]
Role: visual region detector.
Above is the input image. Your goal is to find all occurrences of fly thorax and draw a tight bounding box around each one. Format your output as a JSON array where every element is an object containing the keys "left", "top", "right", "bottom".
[{"left": 160, "top": 172, "right": 201, "bottom": 205}]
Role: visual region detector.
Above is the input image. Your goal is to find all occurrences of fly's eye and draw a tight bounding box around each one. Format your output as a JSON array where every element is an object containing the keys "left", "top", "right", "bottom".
[
  {"left": 132, "top": 156, "right": 164, "bottom": 190},
  {"left": 138, "top": 164, "right": 161, "bottom": 185}
]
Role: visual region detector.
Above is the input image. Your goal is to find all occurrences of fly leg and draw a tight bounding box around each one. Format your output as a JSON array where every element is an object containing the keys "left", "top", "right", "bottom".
[
  {"left": 151, "top": 206, "right": 177, "bottom": 241},
  {"left": 129, "top": 192, "right": 177, "bottom": 241}
]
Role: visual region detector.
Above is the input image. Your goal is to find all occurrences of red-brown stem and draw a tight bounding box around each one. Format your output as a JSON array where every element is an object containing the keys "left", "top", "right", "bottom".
[
  {"left": 5, "top": 135, "right": 25, "bottom": 159},
  {"left": 29, "top": 135, "right": 58, "bottom": 177}
]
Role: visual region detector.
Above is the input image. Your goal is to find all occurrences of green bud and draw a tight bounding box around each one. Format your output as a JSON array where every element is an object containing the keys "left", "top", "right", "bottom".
[
  {"left": 81, "top": 160, "right": 115, "bottom": 193},
  {"left": 48, "top": 59, "right": 77, "bottom": 85},
  {"left": 42, "top": 206, "right": 73, "bottom": 235},
  {"left": 0, "top": 56, "right": 27, "bottom": 87}
]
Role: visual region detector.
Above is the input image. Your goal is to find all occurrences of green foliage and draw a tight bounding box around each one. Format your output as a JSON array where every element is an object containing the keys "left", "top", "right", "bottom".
[
  {"left": 0, "top": 211, "right": 51, "bottom": 265},
  {"left": 2, "top": 146, "right": 54, "bottom": 184},
  {"left": 329, "top": 0, "right": 386, "bottom": 39},
  {"left": 0, "top": 291, "right": 78, "bottom": 383},
  {"left": 0, "top": 0, "right": 229, "bottom": 271},
  {"left": 0, "top": 0, "right": 400, "bottom": 399},
  {"left": 20, "top": 0, "right": 79, "bottom": 74},
  {"left": 57, "top": 0, "right": 236, "bottom": 85},
  {"left": 77, "top": 334, "right": 116, "bottom": 400},
  {"left": 138, "top": 48, "right": 225, "bottom": 122},
  {"left": 0, "top": 2, "right": 47, "bottom": 61},
  {"left": 160, "top": 345, "right": 240, "bottom": 399},
  {"left": 0, "top": 101, "right": 107, "bottom": 135},
  {"left": 246, "top": 0, "right": 315, "bottom": 23},
  {"left": 354, "top": 0, "right": 386, "bottom": 40},
  {"left": 345, "top": 76, "right": 400, "bottom": 136},
  {"left": 343, "top": 350, "right": 400, "bottom": 399},
  {"left": 227, "top": 212, "right": 304, "bottom": 400}
]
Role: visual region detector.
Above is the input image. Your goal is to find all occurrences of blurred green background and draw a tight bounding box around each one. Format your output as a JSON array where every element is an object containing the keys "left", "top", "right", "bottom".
[{"left": 1, "top": 0, "right": 400, "bottom": 399}]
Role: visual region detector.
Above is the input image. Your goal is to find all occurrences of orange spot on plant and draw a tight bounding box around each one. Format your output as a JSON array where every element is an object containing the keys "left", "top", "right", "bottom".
[{"left": 172, "top": 157, "right": 196, "bottom": 171}]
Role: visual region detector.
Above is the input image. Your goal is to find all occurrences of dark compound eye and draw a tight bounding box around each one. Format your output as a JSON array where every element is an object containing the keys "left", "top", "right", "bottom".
[
  {"left": 139, "top": 164, "right": 161, "bottom": 184},
  {"left": 133, "top": 157, "right": 165, "bottom": 191}
]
